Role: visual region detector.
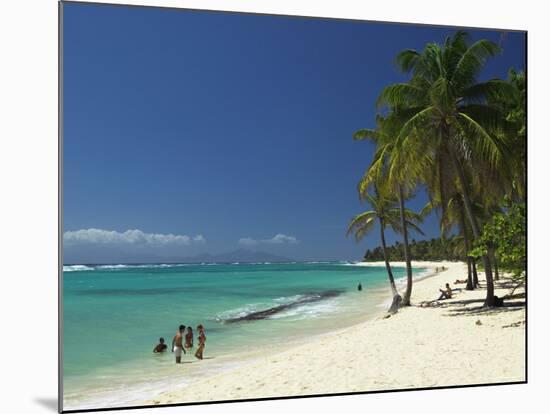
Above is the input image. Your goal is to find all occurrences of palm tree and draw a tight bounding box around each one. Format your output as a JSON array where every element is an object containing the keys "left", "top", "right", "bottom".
[
  {"left": 397, "top": 185, "right": 415, "bottom": 305},
  {"left": 347, "top": 189, "right": 423, "bottom": 312},
  {"left": 354, "top": 116, "right": 427, "bottom": 306},
  {"left": 376, "top": 31, "right": 516, "bottom": 307},
  {"left": 422, "top": 194, "right": 475, "bottom": 290},
  {"left": 490, "top": 69, "right": 526, "bottom": 201}
]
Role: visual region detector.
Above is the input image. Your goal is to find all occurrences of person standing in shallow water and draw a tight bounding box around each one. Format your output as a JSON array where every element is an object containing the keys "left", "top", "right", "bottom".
[
  {"left": 195, "top": 325, "right": 206, "bottom": 360},
  {"left": 357, "top": 282, "right": 362, "bottom": 291},
  {"left": 172, "top": 325, "right": 186, "bottom": 363},
  {"left": 184, "top": 327, "right": 193, "bottom": 352}
]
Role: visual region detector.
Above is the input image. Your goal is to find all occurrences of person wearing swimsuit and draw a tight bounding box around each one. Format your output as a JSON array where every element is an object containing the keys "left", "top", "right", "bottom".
[
  {"left": 195, "top": 324, "right": 206, "bottom": 360},
  {"left": 171, "top": 325, "right": 186, "bottom": 363},
  {"left": 184, "top": 327, "right": 194, "bottom": 351}
]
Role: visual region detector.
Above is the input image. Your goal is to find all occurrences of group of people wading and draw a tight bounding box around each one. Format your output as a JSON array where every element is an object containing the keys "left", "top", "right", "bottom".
[{"left": 153, "top": 324, "right": 206, "bottom": 363}]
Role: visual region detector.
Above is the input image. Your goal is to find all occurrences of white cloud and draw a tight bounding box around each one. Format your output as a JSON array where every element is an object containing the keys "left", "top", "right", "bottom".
[
  {"left": 265, "top": 234, "right": 298, "bottom": 244},
  {"left": 238, "top": 237, "right": 259, "bottom": 246},
  {"left": 64, "top": 228, "right": 206, "bottom": 247},
  {"left": 193, "top": 235, "right": 206, "bottom": 243},
  {"left": 238, "top": 233, "right": 299, "bottom": 246}
]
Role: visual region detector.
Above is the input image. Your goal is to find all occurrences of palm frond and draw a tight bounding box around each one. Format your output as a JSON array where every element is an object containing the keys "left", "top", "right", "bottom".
[
  {"left": 377, "top": 82, "right": 427, "bottom": 110},
  {"left": 451, "top": 39, "right": 500, "bottom": 88}
]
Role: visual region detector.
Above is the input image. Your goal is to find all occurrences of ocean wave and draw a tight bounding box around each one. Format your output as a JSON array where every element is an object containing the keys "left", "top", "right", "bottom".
[
  {"left": 64, "top": 263, "right": 192, "bottom": 272},
  {"left": 96, "top": 264, "right": 130, "bottom": 270},
  {"left": 215, "top": 294, "right": 310, "bottom": 318},
  {"left": 96, "top": 264, "right": 182, "bottom": 270},
  {"left": 339, "top": 261, "right": 360, "bottom": 266},
  {"left": 216, "top": 295, "right": 305, "bottom": 322},
  {"left": 63, "top": 265, "right": 94, "bottom": 272},
  {"left": 218, "top": 290, "right": 343, "bottom": 324},
  {"left": 269, "top": 299, "right": 339, "bottom": 320}
]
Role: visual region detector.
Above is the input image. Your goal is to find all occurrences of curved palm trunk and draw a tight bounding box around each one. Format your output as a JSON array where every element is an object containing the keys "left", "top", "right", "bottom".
[
  {"left": 379, "top": 218, "right": 399, "bottom": 298},
  {"left": 472, "top": 259, "right": 480, "bottom": 287},
  {"left": 398, "top": 185, "right": 413, "bottom": 306},
  {"left": 449, "top": 148, "right": 495, "bottom": 307}
]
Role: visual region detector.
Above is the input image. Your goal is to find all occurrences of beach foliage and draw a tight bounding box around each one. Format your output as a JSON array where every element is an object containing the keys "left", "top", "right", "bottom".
[
  {"left": 470, "top": 201, "right": 526, "bottom": 281},
  {"left": 364, "top": 237, "right": 464, "bottom": 262}
]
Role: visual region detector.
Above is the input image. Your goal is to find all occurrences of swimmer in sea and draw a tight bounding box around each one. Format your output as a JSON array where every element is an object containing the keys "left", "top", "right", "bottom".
[{"left": 153, "top": 337, "right": 167, "bottom": 353}]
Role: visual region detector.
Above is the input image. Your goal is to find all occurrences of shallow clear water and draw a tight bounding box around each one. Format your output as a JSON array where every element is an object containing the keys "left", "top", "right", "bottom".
[{"left": 62, "top": 262, "right": 419, "bottom": 409}]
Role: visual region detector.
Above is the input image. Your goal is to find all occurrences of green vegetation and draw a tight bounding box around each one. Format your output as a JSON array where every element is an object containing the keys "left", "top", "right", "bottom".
[
  {"left": 349, "top": 31, "right": 526, "bottom": 309},
  {"left": 364, "top": 238, "right": 465, "bottom": 262},
  {"left": 471, "top": 201, "right": 526, "bottom": 282}
]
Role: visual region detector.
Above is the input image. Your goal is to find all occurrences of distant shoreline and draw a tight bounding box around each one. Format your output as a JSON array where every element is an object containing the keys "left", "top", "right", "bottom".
[{"left": 63, "top": 260, "right": 353, "bottom": 268}]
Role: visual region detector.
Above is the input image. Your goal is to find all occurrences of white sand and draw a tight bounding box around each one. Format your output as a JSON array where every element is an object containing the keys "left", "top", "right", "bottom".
[{"left": 146, "top": 261, "right": 525, "bottom": 405}]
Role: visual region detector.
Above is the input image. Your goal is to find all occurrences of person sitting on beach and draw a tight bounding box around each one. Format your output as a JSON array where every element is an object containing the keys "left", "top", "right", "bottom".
[
  {"left": 438, "top": 283, "right": 452, "bottom": 300},
  {"left": 172, "top": 325, "right": 186, "bottom": 363},
  {"left": 153, "top": 337, "right": 167, "bottom": 353},
  {"left": 195, "top": 324, "right": 206, "bottom": 360},
  {"left": 184, "top": 326, "right": 194, "bottom": 351}
]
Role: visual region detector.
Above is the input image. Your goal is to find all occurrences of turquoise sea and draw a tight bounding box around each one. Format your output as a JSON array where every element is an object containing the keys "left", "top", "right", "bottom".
[{"left": 62, "top": 262, "right": 423, "bottom": 410}]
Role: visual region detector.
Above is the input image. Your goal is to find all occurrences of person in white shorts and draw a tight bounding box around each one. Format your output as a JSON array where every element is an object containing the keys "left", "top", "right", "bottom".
[{"left": 171, "top": 324, "right": 186, "bottom": 363}]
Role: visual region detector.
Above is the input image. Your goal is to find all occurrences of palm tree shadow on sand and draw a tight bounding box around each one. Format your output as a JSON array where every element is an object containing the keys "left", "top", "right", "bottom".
[
  {"left": 441, "top": 298, "right": 525, "bottom": 317},
  {"left": 432, "top": 281, "right": 526, "bottom": 317}
]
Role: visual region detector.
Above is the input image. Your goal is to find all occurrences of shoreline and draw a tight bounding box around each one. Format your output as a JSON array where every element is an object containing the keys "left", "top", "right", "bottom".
[
  {"left": 144, "top": 260, "right": 525, "bottom": 405},
  {"left": 64, "top": 262, "right": 430, "bottom": 410},
  {"left": 63, "top": 262, "right": 417, "bottom": 410}
]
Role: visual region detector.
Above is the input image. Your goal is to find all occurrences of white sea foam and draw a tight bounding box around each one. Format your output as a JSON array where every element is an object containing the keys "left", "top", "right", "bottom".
[
  {"left": 101, "top": 263, "right": 183, "bottom": 270},
  {"left": 216, "top": 293, "right": 342, "bottom": 323},
  {"left": 273, "top": 294, "right": 305, "bottom": 304},
  {"left": 63, "top": 263, "right": 193, "bottom": 272},
  {"left": 216, "top": 302, "right": 272, "bottom": 321},
  {"left": 339, "top": 261, "right": 364, "bottom": 266},
  {"left": 96, "top": 264, "right": 130, "bottom": 270},
  {"left": 216, "top": 294, "right": 307, "bottom": 322},
  {"left": 63, "top": 265, "right": 94, "bottom": 272},
  {"left": 269, "top": 299, "right": 339, "bottom": 320}
]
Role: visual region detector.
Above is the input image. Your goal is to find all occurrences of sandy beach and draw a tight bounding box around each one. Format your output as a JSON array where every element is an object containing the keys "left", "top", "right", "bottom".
[{"left": 145, "top": 261, "right": 525, "bottom": 405}]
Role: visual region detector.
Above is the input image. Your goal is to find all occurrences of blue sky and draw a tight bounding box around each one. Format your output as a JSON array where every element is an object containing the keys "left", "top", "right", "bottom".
[{"left": 62, "top": 2, "right": 526, "bottom": 263}]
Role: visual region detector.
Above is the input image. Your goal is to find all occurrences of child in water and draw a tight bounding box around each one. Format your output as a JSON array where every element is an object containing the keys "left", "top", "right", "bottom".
[
  {"left": 195, "top": 325, "right": 206, "bottom": 360},
  {"left": 184, "top": 326, "right": 194, "bottom": 352}
]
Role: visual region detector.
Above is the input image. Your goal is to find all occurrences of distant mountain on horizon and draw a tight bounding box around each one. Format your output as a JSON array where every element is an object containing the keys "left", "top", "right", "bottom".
[{"left": 63, "top": 246, "right": 294, "bottom": 265}]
